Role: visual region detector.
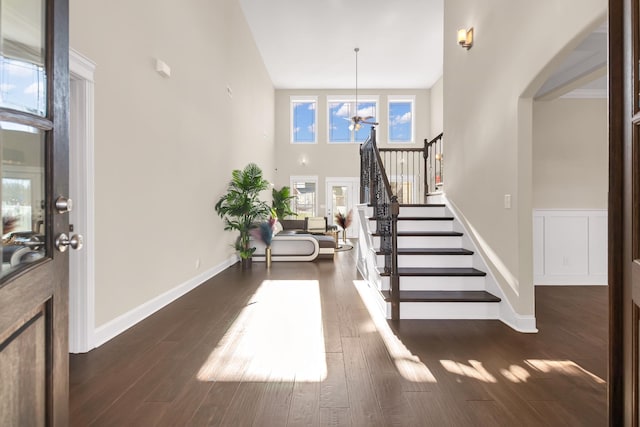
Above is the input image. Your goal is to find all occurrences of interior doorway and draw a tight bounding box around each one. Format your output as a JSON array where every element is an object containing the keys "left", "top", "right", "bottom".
[
  {"left": 325, "top": 177, "right": 359, "bottom": 239},
  {"left": 68, "top": 49, "right": 96, "bottom": 353}
]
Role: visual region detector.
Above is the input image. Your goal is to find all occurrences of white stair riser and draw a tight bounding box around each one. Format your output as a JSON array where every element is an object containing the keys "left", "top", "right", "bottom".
[
  {"left": 399, "top": 206, "right": 446, "bottom": 217},
  {"left": 380, "top": 275, "right": 486, "bottom": 291},
  {"left": 386, "top": 301, "right": 499, "bottom": 319},
  {"left": 399, "top": 236, "right": 462, "bottom": 248},
  {"left": 369, "top": 219, "right": 453, "bottom": 232},
  {"left": 376, "top": 254, "right": 473, "bottom": 268},
  {"left": 397, "top": 220, "right": 452, "bottom": 232},
  {"left": 366, "top": 207, "right": 447, "bottom": 218},
  {"left": 372, "top": 235, "right": 463, "bottom": 248},
  {"left": 426, "top": 194, "right": 444, "bottom": 204}
]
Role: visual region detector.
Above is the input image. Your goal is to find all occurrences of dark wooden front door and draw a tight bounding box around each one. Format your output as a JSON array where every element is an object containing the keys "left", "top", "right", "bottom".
[
  {"left": 0, "top": 0, "right": 70, "bottom": 425},
  {"left": 610, "top": 0, "right": 640, "bottom": 424}
]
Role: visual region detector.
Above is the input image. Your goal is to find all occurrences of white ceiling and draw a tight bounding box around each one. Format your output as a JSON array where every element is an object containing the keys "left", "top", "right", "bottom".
[
  {"left": 238, "top": 0, "right": 444, "bottom": 89},
  {"left": 239, "top": 1, "right": 606, "bottom": 97}
]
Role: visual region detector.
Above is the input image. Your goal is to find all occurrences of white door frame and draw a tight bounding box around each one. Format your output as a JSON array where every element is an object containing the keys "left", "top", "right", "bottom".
[
  {"left": 325, "top": 177, "right": 360, "bottom": 239},
  {"left": 69, "top": 49, "right": 96, "bottom": 353}
]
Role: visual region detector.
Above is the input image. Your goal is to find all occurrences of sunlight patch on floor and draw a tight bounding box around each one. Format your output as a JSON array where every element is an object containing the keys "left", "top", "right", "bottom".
[
  {"left": 500, "top": 364, "right": 531, "bottom": 383},
  {"left": 353, "top": 280, "right": 437, "bottom": 383},
  {"left": 525, "top": 359, "right": 605, "bottom": 384},
  {"left": 440, "top": 359, "right": 497, "bottom": 383},
  {"left": 197, "top": 280, "right": 327, "bottom": 382}
]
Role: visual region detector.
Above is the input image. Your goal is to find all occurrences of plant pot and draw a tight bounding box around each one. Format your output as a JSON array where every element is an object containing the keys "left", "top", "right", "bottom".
[
  {"left": 240, "top": 257, "right": 252, "bottom": 270},
  {"left": 265, "top": 246, "right": 272, "bottom": 269}
]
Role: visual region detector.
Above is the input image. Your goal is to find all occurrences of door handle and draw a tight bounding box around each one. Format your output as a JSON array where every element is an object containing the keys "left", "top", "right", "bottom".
[
  {"left": 55, "top": 233, "right": 84, "bottom": 252},
  {"left": 55, "top": 196, "right": 73, "bottom": 213}
]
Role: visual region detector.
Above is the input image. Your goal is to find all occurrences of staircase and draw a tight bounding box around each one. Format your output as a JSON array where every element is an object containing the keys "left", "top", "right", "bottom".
[
  {"left": 358, "top": 127, "right": 504, "bottom": 321},
  {"left": 360, "top": 201, "right": 502, "bottom": 320}
]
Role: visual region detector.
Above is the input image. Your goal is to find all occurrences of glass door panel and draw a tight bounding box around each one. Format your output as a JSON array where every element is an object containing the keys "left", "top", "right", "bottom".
[
  {"left": 291, "top": 178, "right": 317, "bottom": 218},
  {"left": 0, "top": 0, "right": 47, "bottom": 115},
  {"left": 332, "top": 185, "right": 348, "bottom": 218},
  {"left": 0, "top": 122, "right": 46, "bottom": 278},
  {"left": 326, "top": 179, "right": 359, "bottom": 239}
]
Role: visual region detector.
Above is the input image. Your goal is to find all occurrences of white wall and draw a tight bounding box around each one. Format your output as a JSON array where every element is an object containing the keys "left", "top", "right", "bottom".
[
  {"left": 532, "top": 98, "right": 607, "bottom": 286},
  {"left": 443, "top": 0, "right": 606, "bottom": 316},
  {"left": 274, "top": 89, "right": 431, "bottom": 217},
  {"left": 70, "top": 0, "right": 275, "bottom": 328},
  {"left": 430, "top": 77, "right": 443, "bottom": 136},
  {"left": 533, "top": 98, "right": 608, "bottom": 209}
]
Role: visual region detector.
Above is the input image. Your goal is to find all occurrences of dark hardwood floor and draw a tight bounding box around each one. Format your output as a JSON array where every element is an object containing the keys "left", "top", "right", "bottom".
[{"left": 70, "top": 247, "right": 607, "bottom": 426}]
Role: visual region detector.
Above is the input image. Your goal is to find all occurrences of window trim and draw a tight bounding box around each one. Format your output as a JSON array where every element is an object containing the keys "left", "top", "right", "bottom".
[
  {"left": 290, "top": 96, "right": 318, "bottom": 144},
  {"left": 327, "top": 95, "right": 379, "bottom": 144},
  {"left": 289, "top": 175, "right": 319, "bottom": 217},
  {"left": 388, "top": 95, "right": 416, "bottom": 144}
]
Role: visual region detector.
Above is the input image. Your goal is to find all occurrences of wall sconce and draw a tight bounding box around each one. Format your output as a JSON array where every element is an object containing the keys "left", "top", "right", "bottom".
[
  {"left": 299, "top": 156, "right": 308, "bottom": 166},
  {"left": 457, "top": 27, "right": 473, "bottom": 50}
]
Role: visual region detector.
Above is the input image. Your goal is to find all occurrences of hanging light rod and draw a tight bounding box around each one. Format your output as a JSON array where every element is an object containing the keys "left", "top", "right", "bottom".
[
  {"left": 354, "top": 47, "right": 359, "bottom": 109},
  {"left": 349, "top": 47, "right": 377, "bottom": 132}
]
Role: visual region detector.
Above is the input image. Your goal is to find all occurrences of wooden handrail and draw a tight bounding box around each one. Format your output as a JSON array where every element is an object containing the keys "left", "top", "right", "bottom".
[
  {"left": 424, "top": 133, "right": 444, "bottom": 196},
  {"left": 373, "top": 133, "right": 444, "bottom": 204},
  {"left": 360, "top": 126, "right": 400, "bottom": 320},
  {"left": 360, "top": 130, "right": 444, "bottom": 320}
]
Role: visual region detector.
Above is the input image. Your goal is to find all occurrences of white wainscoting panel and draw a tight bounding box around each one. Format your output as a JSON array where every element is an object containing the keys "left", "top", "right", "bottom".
[{"left": 533, "top": 210, "right": 607, "bottom": 285}]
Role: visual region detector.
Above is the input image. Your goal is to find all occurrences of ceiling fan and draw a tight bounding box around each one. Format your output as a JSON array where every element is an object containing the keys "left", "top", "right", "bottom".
[{"left": 347, "top": 47, "right": 378, "bottom": 131}]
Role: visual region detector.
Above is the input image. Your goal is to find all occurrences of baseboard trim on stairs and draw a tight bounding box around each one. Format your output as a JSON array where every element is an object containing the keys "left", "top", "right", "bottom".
[
  {"left": 94, "top": 255, "right": 238, "bottom": 349},
  {"left": 499, "top": 312, "right": 538, "bottom": 333}
]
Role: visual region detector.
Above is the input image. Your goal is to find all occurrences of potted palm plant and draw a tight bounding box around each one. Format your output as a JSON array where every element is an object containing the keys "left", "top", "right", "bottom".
[
  {"left": 272, "top": 186, "right": 296, "bottom": 220},
  {"left": 215, "top": 163, "right": 270, "bottom": 268}
]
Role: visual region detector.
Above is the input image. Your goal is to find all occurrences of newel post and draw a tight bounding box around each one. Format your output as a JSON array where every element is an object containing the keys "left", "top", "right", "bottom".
[
  {"left": 423, "top": 138, "right": 429, "bottom": 202},
  {"left": 390, "top": 195, "right": 400, "bottom": 320}
]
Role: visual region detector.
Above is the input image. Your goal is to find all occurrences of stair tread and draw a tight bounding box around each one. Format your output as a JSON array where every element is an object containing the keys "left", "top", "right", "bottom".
[
  {"left": 369, "top": 216, "right": 453, "bottom": 221},
  {"left": 372, "top": 231, "right": 463, "bottom": 237},
  {"left": 380, "top": 267, "right": 487, "bottom": 277},
  {"left": 376, "top": 248, "right": 474, "bottom": 255},
  {"left": 381, "top": 290, "right": 501, "bottom": 303}
]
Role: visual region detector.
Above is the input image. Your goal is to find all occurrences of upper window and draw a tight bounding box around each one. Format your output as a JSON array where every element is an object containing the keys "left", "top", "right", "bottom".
[
  {"left": 1, "top": 0, "right": 47, "bottom": 117},
  {"left": 327, "top": 96, "right": 378, "bottom": 143},
  {"left": 290, "top": 97, "right": 317, "bottom": 144},
  {"left": 388, "top": 96, "right": 415, "bottom": 143}
]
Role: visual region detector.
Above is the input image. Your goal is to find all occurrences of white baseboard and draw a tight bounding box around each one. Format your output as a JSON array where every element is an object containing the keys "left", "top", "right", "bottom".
[
  {"left": 499, "top": 311, "right": 538, "bottom": 333},
  {"left": 93, "top": 255, "right": 238, "bottom": 348}
]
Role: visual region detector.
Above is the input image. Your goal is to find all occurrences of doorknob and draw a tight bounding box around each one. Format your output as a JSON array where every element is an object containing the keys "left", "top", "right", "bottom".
[
  {"left": 55, "top": 233, "right": 84, "bottom": 252},
  {"left": 55, "top": 196, "right": 73, "bottom": 213}
]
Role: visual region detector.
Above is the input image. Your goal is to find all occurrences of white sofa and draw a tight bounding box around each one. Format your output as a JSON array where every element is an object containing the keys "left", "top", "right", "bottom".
[{"left": 251, "top": 218, "right": 336, "bottom": 262}]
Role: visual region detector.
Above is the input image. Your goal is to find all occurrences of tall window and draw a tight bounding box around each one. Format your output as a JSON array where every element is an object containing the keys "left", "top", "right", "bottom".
[
  {"left": 388, "top": 96, "right": 415, "bottom": 143},
  {"left": 327, "top": 96, "right": 378, "bottom": 143},
  {"left": 290, "top": 176, "right": 318, "bottom": 217},
  {"left": 291, "top": 97, "right": 317, "bottom": 143}
]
